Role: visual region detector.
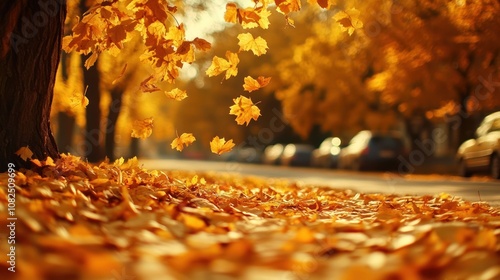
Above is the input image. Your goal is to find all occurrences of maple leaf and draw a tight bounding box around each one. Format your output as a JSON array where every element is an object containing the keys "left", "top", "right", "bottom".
[
  {"left": 229, "top": 95, "right": 261, "bottom": 126},
  {"left": 224, "top": 3, "right": 238, "bottom": 23},
  {"left": 243, "top": 76, "right": 271, "bottom": 92},
  {"left": 165, "top": 88, "right": 188, "bottom": 101},
  {"left": 84, "top": 52, "right": 99, "bottom": 69},
  {"left": 309, "top": 0, "right": 335, "bottom": 9},
  {"left": 275, "top": 0, "right": 301, "bottom": 15},
  {"left": 192, "top": 37, "right": 211, "bottom": 51},
  {"left": 170, "top": 133, "right": 196, "bottom": 151},
  {"left": 112, "top": 64, "right": 128, "bottom": 85},
  {"left": 131, "top": 117, "right": 154, "bottom": 139},
  {"left": 333, "top": 8, "right": 363, "bottom": 36},
  {"left": 238, "top": 33, "right": 268, "bottom": 56},
  {"left": 70, "top": 86, "right": 89, "bottom": 108},
  {"left": 210, "top": 136, "right": 235, "bottom": 155},
  {"left": 15, "top": 146, "right": 33, "bottom": 161},
  {"left": 206, "top": 51, "right": 239, "bottom": 80}
]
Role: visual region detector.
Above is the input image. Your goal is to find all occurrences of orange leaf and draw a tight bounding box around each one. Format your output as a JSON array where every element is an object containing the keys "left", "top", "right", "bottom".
[
  {"left": 229, "top": 95, "right": 261, "bottom": 125},
  {"left": 192, "top": 37, "right": 211, "bottom": 51},
  {"left": 171, "top": 133, "right": 196, "bottom": 151},
  {"left": 205, "top": 51, "right": 239, "bottom": 80},
  {"left": 243, "top": 76, "right": 271, "bottom": 92},
  {"left": 237, "top": 33, "right": 268, "bottom": 56},
  {"left": 131, "top": 117, "right": 154, "bottom": 139},
  {"left": 15, "top": 146, "right": 33, "bottom": 161},
  {"left": 224, "top": 3, "right": 238, "bottom": 23},
  {"left": 275, "top": 0, "right": 301, "bottom": 15},
  {"left": 112, "top": 64, "right": 128, "bottom": 85},
  {"left": 165, "top": 88, "right": 187, "bottom": 101},
  {"left": 210, "top": 136, "right": 235, "bottom": 155},
  {"left": 333, "top": 8, "right": 363, "bottom": 36}
]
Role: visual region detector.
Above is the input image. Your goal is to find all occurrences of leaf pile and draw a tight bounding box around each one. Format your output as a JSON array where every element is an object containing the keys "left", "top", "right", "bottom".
[{"left": 1, "top": 155, "right": 500, "bottom": 280}]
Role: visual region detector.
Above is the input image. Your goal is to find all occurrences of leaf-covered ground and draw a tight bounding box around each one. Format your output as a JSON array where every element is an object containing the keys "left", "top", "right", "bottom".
[{"left": 1, "top": 155, "right": 500, "bottom": 280}]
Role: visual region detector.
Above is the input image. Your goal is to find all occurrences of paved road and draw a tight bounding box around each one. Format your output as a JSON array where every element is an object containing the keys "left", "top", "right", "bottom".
[{"left": 140, "top": 159, "right": 500, "bottom": 206}]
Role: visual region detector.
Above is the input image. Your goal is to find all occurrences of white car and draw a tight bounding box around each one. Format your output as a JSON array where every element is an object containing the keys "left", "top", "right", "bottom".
[{"left": 457, "top": 111, "right": 500, "bottom": 179}]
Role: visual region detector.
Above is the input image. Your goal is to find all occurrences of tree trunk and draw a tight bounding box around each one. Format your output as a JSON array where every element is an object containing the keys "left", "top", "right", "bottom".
[
  {"left": 56, "top": 112, "right": 75, "bottom": 154},
  {"left": 81, "top": 54, "right": 103, "bottom": 162},
  {"left": 0, "top": 1, "right": 66, "bottom": 171},
  {"left": 105, "top": 88, "right": 123, "bottom": 161}
]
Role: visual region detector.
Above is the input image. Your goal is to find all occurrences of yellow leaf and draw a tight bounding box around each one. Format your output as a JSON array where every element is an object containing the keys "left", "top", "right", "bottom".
[
  {"left": 238, "top": 33, "right": 268, "bottom": 56},
  {"left": 170, "top": 133, "right": 196, "bottom": 151},
  {"left": 166, "top": 24, "right": 185, "bottom": 47},
  {"left": 210, "top": 136, "right": 235, "bottom": 155},
  {"left": 131, "top": 117, "right": 154, "bottom": 139},
  {"left": 243, "top": 76, "right": 271, "bottom": 92},
  {"left": 333, "top": 8, "right": 363, "bottom": 36},
  {"left": 224, "top": 3, "right": 238, "bottom": 23},
  {"left": 15, "top": 146, "right": 33, "bottom": 161},
  {"left": 224, "top": 51, "right": 239, "bottom": 80},
  {"left": 84, "top": 52, "right": 99, "bottom": 69},
  {"left": 205, "top": 51, "right": 239, "bottom": 80},
  {"left": 206, "top": 56, "right": 231, "bottom": 77},
  {"left": 229, "top": 95, "right": 261, "bottom": 126},
  {"left": 165, "top": 88, "right": 187, "bottom": 101},
  {"left": 276, "top": 0, "right": 301, "bottom": 15},
  {"left": 112, "top": 64, "right": 128, "bottom": 85}
]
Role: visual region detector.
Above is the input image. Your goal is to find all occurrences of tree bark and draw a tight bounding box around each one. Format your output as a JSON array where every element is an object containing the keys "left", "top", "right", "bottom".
[
  {"left": 105, "top": 88, "right": 123, "bottom": 161},
  {"left": 81, "top": 54, "right": 103, "bottom": 162},
  {"left": 0, "top": 1, "right": 66, "bottom": 171}
]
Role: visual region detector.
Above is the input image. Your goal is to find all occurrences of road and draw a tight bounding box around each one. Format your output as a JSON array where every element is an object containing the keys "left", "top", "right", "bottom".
[{"left": 140, "top": 159, "right": 500, "bottom": 206}]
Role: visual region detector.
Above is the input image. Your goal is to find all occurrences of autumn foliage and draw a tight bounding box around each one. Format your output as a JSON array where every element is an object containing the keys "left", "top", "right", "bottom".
[
  {"left": 1, "top": 156, "right": 499, "bottom": 279},
  {"left": 58, "top": 0, "right": 367, "bottom": 156}
]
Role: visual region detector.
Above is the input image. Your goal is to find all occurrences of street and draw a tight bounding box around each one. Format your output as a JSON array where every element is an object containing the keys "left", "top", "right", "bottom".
[{"left": 140, "top": 159, "right": 500, "bottom": 206}]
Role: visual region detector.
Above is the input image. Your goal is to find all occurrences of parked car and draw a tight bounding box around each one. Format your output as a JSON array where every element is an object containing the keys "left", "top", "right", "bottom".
[
  {"left": 280, "top": 144, "right": 314, "bottom": 167},
  {"left": 311, "top": 137, "right": 344, "bottom": 168},
  {"left": 263, "top": 144, "right": 285, "bottom": 165},
  {"left": 338, "top": 130, "right": 406, "bottom": 171},
  {"left": 224, "top": 147, "right": 262, "bottom": 164},
  {"left": 456, "top": 111, "right": 500, "bottom": 179}
]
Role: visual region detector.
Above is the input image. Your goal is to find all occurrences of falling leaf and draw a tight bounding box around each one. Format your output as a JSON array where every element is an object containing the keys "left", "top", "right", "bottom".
[
  {"left": 243, "top": 76, "right": 271, "bottom": 92},
  {"left": 170, "top": 133, "right": 196, "bottom": 151},
  {"left": 224, "top": 3, "right": 238, "bottom": 23},
  {"left": 210, "top": 136, "right": 235, "bottom": 155},
  {"left": 84, "top": 52, "right": 99, "bottom": 69},
  {"left": 192, "top": 37, "right": 211, "bottom": 51},
  {"left": 275, "top": 0, "right": 302, "bottom": 15},
  {"left": 165, "top": 88, "right": 188, "bottom": 101},
  {"left": 131, "top": 117, "right": 154, "bottom": 139},
  {"left": 229, "top": 95, "right": 261, "bottom": 126},
  {"left": 15, "top": 146, "right": 33, "bottom": 161},
  {"left": 237, "top": 33, "right": 268, "bottom": 56},
  {"left": 206, "top": 51, "right": 239, "bottom": 80},
  {"left": 112, "top": 64, "right": 128, "bottom": 85},
  {"left": 333, "top": 8, "right": 363, "bottom": 35},
  {"left": 310, "top": 0, "right": 335, "bottom": 9}
]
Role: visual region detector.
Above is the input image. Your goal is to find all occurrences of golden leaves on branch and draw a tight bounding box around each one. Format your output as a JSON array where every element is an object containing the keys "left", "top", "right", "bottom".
[
  {"left": 210, "top": 136, "right": 235, "bottom": 155},
  {"left": 230, "top": 96, "right": 261, "bottom": 126},
  {"left": 170, "top": 133, "right": 196, "bottom": 151},
  {"left": 131, "top": 117, "right": 154, "bottom": 139},
  {"left": 224, "top": 2, "right": 271, "bottom": 29},
  {"left": 238, "top": 33, "right": 269, "bottom": 56},
  {"left": 334, "top": 8, "right": 363, "bottom": 35}
]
